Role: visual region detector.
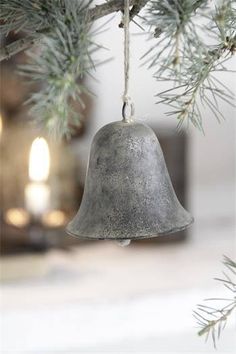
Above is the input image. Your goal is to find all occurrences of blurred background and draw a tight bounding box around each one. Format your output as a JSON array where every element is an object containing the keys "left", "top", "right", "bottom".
[{"left": 0, "top": 5, "right": 235, "bottom": 354}]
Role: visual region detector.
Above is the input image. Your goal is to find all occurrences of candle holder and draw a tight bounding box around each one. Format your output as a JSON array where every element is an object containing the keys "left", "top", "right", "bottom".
[{"left": 0, "top": 122, "right": 82, "bottom": 255}]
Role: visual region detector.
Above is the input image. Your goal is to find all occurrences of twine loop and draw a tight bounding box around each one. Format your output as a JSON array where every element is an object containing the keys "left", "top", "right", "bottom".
[{"left": 122, "top": 98, "right": 135, "bottom": 122}]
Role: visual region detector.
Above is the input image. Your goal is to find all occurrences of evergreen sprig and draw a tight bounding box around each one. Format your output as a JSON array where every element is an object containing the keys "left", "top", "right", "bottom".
[
  {"left": 143, "top": 0, "right": 207, "bottom": 72},
  {"left": 18, "top": 1, "right": 98, "bottom": 137},
  {"left": 0, "top": 0, "right": 235, "bottom": 136},
  {"left": 144, "top": 0, "right": 236, "bottom": 131},
  {"left": 0, "top": 0, "right": 59, "bottom": 35},
  {"left": 194, "top": 256, "right": 236, "bottom": 348},
  {"left": 156, "top": 37, "right": 236, "bottom": 131}
]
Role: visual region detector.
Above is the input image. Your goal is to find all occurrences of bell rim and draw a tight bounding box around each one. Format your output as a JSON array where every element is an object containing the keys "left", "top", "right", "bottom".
[{"left": 66, "top": 216, "right": 194, "bottom": 240}]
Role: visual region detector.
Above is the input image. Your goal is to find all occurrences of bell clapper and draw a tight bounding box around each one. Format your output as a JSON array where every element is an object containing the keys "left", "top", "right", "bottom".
[{"left": 116, "top": 239, "right": 131, "bottom": 247}]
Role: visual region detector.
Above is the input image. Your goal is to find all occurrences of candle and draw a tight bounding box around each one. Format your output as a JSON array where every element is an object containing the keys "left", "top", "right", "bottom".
[
  {"left": 25, "top": 183, "right": 50, "bottom": 216},
  {"left": 25, "top": 137, "right": 51, "bottom": 217}
]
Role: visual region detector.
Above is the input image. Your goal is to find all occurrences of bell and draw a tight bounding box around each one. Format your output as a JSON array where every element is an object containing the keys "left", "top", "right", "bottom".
[{"left": 66, "top": 120, "right": 193, "bottom": 241}]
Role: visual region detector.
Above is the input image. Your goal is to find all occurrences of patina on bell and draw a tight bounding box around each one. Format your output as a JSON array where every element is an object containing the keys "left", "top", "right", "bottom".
[{"left": 66, "top": 120, "right": 193, "bottom": 241}]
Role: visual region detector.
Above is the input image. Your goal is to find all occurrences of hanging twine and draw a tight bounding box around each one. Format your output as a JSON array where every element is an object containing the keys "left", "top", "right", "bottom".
[
  {"left": 116, "top": 0, "right": 133, "bottom": 247},
  {"left": 122, "top": 0, "right": 134, "bottom": 122}
]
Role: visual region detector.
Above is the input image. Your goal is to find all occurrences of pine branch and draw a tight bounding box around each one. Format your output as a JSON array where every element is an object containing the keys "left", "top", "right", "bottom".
[
  {"left": 0, "top": 0, "right": 143, "bottom": 137},
  {"left": 0, "top": 0, "right": 235, "bottom": 137},
  {"left": 194, "top": 256, "right": 236, "bottom": 348},
  {"left": 145, "top": 0, "right": 236, "bottom": 130},
  {"left": 0, "top": 36, "right": 40, "bottom": 61},
  {"left": 119, "top": 0, "right": 149, "bottom": 27},
  {"left": 143, "top": 0, "right": 207, "bottom": 70},
  {"left": 156, "top": 37, "right": 236, "bottom": 131},
  {"left": 89, "top": 0, "right": 137, "bottom": 21},
  {"left": 0, "top": 0, "right": 138, "bottom": 62},
  {"left": 130, "top": 0, "right": 149, "bottom": 20},
  {"left": 16, "top": 0, "right": 102, "bottom": 138}
]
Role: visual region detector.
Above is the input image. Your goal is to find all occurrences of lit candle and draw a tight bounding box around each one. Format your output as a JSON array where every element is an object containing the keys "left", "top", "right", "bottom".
[{"left": 24, "top": 137, "right": 51, "bottom": 217}]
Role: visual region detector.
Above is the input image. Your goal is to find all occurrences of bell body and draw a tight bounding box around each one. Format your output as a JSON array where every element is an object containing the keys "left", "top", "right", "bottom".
[{"left": 67, "top": 120, "right": 193, "bottom": 240}]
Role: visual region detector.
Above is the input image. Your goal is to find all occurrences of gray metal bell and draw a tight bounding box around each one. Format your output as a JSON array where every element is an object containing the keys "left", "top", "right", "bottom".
[{"left": 66, "top": 120, "right": 193, "bottom": 240}]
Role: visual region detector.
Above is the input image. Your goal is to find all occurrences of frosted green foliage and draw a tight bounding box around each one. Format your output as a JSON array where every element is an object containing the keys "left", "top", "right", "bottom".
[
  {"left": 194, "top": 256, "right": 236, "bottom": 348},
  {"left": 144, "top": 0, "right": 236, "bottom": 131},
  {"left": 1, "top": 0, "right": 98, "bottom": 138},
  {"left": 0, "top": 0, "right": 235, "bottom": 136},
  {"left": 20, "top": 1, "right": 96, "bottom": 137}
]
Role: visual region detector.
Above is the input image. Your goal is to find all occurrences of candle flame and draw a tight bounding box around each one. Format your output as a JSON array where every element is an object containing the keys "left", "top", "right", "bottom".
[{"left": 29, "top": 137, "right": 50, "bottom": 182}]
